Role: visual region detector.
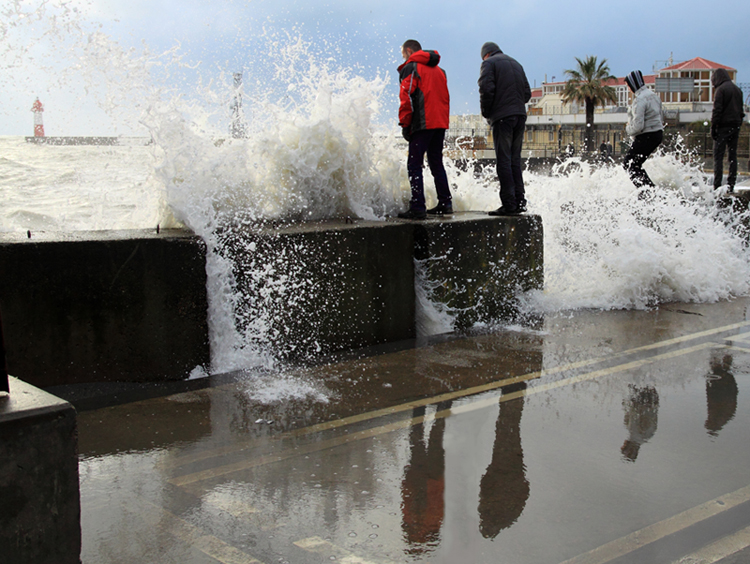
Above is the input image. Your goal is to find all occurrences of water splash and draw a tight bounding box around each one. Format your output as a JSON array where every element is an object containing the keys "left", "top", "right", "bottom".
[
  {"left": 3, "top": 3, "right": 750, "bottom": 384},
  {"left": 521, "top": 152, "right": 750, "bottom": 312}
]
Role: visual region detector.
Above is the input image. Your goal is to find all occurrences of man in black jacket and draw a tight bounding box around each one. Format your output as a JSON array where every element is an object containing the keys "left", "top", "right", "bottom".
[
  {"left": 478, "top": 42, "right": 531, "bottom": 215},
  {"left": 711, "top": 68, "right": 745, "bottom": 192}
]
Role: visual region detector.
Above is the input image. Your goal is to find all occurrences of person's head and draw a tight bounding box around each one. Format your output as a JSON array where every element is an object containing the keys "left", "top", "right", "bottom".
[
  {"left": 712, "top": 68, "right": 730, "bottom": 88},
  {"left": 401, "top": 39, "right": 421, "bottom": 61},
  {"left": 625, "top": 70, "right": 644, "bottom": 93},
  {"left": 480, "top": 42, "right": 500, "bottom": 60}
]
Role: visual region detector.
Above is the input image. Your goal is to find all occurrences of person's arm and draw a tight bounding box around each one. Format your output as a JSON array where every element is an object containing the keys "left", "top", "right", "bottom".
[
  {"left": 626, "top": 95, "right": 644, "bottom": 136},
  {"left": 711, "top": 87, "right": 724, "bottom": 139},
  {"left": 478, "top": 60, "right": 495, "bottom": 120},
  {"left": 399, "top": 64, "right": 418, "bottom": 129}
]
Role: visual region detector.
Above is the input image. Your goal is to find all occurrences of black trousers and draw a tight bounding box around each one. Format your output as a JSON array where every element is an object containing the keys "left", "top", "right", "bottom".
[
  {"left": 623, "top": 130, "right": 663, "bottom": 188},
  {"left": 492, "top": 115, "right": 527, "bottom": 210},
  {"left": 713, "top": 125, "right": 740, "bottom": 189},
  {"left": 407, "top": 129, "right": 451, "bottom": 211}
]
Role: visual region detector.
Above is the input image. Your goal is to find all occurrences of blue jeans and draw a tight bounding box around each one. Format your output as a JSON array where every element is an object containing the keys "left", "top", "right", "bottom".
[
  {"left": 407, "top": 129, "right": 451, "bottom": 212},
  {"left": 713, "top": 125, "right": 740, "bottom": 189},
  {"left": 492, "top": 115, "right": 527, "bottom": 210}
]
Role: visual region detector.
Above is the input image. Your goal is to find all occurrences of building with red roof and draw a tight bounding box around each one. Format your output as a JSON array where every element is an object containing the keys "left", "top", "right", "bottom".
[{"left": 657, "top": 57, "right": 737, "bottom": 103}]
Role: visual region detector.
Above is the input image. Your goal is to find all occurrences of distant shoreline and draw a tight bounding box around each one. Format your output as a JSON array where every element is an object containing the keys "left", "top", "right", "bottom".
[{"left": 23, "top": 136, "right": 146, "bottom": 146}]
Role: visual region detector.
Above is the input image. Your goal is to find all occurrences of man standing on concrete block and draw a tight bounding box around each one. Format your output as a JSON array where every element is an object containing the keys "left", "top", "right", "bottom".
[
  {"left": 711, "top": 68, "right": 745, "bottom": 193},
  {"left": 478, "top": 41, "right": 531, "bottom": 216},
  {"left": 397, "top": 39, "right": 453, "bottom": 220}
]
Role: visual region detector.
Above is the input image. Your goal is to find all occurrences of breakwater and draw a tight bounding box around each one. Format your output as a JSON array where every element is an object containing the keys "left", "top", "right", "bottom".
[
  {"left": 24, "top": 136, "right": 121, "bottom": 146},
  {"left": 0, "top": 214, "right": 543, "bottom": 388}
]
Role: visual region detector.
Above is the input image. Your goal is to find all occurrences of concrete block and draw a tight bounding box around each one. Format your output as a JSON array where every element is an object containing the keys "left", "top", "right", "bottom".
[
  {"left": 0, "top": 216, "right": 544, "bottom": 384},
  {"left": 414, "top": 213, "right": 544, "bottom": 328},
  {"left": 0, "top": 377, "right": 81, "bottom": 564},
  {"left": 0, "top": 230, "right": 209, "bottom": 387},
  {"left": 220, "top": 219, "right": 416, "bottom": 359}
]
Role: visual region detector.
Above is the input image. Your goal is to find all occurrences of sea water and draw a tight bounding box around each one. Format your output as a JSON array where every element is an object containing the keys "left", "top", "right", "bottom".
[{"left": 2, "top": 4, "right": 750, "bottom": 393}]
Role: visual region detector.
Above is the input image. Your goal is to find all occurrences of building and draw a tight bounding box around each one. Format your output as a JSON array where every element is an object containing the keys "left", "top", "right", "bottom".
[{"left": 658, "top": 57, "right": 736, "bottom": 104}]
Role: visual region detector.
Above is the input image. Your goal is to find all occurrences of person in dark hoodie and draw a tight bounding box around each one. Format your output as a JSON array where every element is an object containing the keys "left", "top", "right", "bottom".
[
  {"left": 623, "top": 70, "right": 664, "bottom": 190},
  {"left": 397, "top": 39, "right": 452, "bottom": 220},
  {"left": 711, "top": 68, "right": 745, "bottom": 192},
  {"left": 478, "top": 41, "right": 532, "bottom": 216}
]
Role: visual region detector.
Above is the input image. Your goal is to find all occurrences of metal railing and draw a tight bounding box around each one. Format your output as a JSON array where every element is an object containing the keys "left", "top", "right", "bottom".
[{"left": 682, "top": 131, "right": 750, "bottom": 161}]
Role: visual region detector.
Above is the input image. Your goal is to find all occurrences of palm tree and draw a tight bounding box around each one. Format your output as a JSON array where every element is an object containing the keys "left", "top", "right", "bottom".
[{"left": 562, "top": 56, "right": 618, "bottom": 153}]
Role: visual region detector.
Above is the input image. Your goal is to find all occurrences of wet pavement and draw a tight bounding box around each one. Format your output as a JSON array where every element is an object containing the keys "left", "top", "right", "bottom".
[{"left": 69, "top": 298, "right": 750, "bottom": 564}]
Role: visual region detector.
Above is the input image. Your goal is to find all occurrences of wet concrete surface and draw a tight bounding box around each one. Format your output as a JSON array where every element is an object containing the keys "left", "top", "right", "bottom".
[{"left": 67, "top": 298, "right": 750, "bottom": 563}]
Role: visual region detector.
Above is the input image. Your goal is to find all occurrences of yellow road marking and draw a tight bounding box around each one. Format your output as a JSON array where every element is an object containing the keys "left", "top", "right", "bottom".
[
  {"left": 139, "top": 497, "right": 265, "bottom": 564},
  {"left": 672, "top": 524, "right": 750, "bottom": 563},
  {"left": 726, "top": 332, "right": 750, "bottom": 343},
  {"left": 558, "top": 485, "right": 750, "bottom": 564},
  {"left": 165, "top": 321, "right": 750, "bottom": 471},
  {"left": 170, "top": 342, "right": 720, "bottom": 487},
  {"left": 724, "top": 344, "right": 750, "bottom": 355},
  {"left": 294, "top": 536, "right": 392, "bottom": 564}
]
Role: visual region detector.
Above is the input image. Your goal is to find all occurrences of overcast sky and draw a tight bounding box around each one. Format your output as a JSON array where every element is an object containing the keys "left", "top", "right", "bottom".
[{"left": 2, "top": 0, "right": 748, "bottom": 135}]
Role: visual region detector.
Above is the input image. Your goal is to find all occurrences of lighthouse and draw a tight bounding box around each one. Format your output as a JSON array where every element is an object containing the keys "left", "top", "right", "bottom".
[{"left": 31, "top": 98, "right": 44, "bottom": 137}]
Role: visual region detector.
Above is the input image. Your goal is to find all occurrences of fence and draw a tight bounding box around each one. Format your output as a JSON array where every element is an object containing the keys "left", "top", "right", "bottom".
[{"left": 681, "top": 131, "right": 750, "bottom": 162}]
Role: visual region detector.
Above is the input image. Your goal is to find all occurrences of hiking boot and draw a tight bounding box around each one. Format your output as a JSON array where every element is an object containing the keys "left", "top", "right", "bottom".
[
  {"left": 488, "top": 206, "right": 520, "bottom": 216},
  {"left": 427, "top": 202, "right": 453, "bottom": 215},
  {"left": 397, "top": 208, "right": 427, "bottom": 220}
]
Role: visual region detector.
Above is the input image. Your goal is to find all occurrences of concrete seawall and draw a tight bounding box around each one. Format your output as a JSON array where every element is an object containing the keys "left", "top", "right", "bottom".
[
  {"left": 415, "top": 213, "right": 543, "bottom": 328},
  {"left": 0, "top": 377, "right": 81, "bottom": 564},
  {"left": 0, "top": 230, "right": 210, "bottom": 387},
  {"left": 220, "top": 219, "right": 417, "bottom": 360},
  {"left": 0, "top": 215, "right": 543, "bottom": 388}
]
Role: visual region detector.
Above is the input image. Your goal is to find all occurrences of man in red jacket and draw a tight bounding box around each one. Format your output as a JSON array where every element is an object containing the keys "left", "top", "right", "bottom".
[{"left": 397, "top": 39, "right": 452, "bottom": 220}]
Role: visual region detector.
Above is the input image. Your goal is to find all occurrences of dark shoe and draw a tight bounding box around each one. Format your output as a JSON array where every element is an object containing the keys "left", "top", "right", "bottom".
[
  {"left": 488, "top": 206, "right": 520, "bottom": 216},
  {"left": 517, "top": 200, "right": 528, "bottom": 213},
  {"left": 427, "top": 202, "right": 453, "bottom": 215},
  {"left": 397, "top": 208, "right": 427, "bottom": 220}
]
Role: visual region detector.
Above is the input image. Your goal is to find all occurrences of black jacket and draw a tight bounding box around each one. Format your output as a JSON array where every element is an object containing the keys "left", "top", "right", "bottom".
[
  {"left": 478, "top": 49, "right": 531, "bottom": 125},
  {"left": 712, "top": 68, "right": 745, "bottom": 135}
]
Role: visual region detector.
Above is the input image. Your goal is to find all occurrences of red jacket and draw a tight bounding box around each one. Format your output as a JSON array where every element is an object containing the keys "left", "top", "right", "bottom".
[{"left": 398, "top": 50, "right": 450, "bottom": 133}]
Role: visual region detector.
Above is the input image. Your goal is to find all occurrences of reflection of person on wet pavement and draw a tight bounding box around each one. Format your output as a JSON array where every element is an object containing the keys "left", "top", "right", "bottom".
[
  {"left": 621, "top": 385, "right": 659, "bottom": 462},
  {"left": 401, "top": 401, "right": 450, "bottom": 554},
  {"left": 706, "top": 353, "right": 738, "bottom": 436},
  {"left": 478, "top": 382, "right": 529, "bottom": 539}
]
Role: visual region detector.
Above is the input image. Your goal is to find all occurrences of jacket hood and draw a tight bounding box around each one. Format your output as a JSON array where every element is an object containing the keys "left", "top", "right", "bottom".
[
  {"left": 398, "top": 50, "right": 441, "bottom": 71},
  {"left": 625, "top": 70, "right": 645, "bottom": 93},
  {"left": 480, "top": 42, "right": 502, "bottom": 59},
  {"left": 712, "top": 68, "right": 731, "bottom": 88}
]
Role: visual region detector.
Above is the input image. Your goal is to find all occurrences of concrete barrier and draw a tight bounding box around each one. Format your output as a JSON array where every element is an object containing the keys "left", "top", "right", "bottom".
[
  {"left": 415, "top": 213, "right": 544, "bottom": 328},
  {"left": 0, "top": 215, "right": 544, "bottom": 386},
  {"left": 0, "top": 377, "right": 81, "bottom": 564},
  {"left": 220, "top": 219, "right": 417, "bottom": 360},
  {"left": 0, "top": 230, "right": 210, "bottom": 387}
]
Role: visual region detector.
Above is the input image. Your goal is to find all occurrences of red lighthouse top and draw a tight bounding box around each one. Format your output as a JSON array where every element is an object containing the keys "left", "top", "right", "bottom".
[{"left": 31, "top": 98, "right": 44, "bottom": 113}]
